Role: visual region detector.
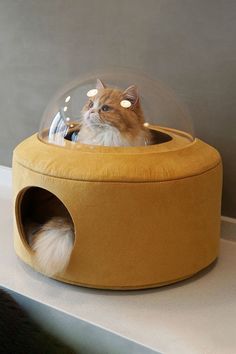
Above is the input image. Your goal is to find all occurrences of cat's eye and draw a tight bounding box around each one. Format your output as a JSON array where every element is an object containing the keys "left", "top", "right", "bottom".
[
  {"left": 101, "top": 105, "right": 110, "bottom": 112},
  {"left": 88, "top": 100, "right": 94, "bottom": 108}
]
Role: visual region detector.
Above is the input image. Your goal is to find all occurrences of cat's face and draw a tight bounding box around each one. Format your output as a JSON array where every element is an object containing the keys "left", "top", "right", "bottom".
[{"left": 81, "top": 80, "right": 144, "bottom": 134}]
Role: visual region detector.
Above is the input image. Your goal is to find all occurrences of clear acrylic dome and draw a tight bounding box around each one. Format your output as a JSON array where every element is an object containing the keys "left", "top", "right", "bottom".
[{"left": 39, "top": 69, "right": 194, "bottom": 149}]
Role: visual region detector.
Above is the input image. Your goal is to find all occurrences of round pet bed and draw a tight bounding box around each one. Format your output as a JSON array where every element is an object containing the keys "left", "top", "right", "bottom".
[{"left": 13, "top": 125, "right": 222, "bottom": 289}]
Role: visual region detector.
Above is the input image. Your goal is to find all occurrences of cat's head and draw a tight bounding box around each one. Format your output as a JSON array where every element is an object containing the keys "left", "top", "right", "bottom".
[{"left": 81, "top": 79, "right": 145, "bottom": 133}]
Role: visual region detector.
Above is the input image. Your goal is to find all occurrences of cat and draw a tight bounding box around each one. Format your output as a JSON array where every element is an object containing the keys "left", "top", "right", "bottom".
[
  {"left": 76, "top": 78, "right": 150, "bottom": 146},
  {"left": 27, "top": 79, "right": 151, "bottom": 277}
]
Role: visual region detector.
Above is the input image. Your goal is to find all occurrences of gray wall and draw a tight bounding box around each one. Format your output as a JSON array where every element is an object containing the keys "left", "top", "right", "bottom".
[{"left": 0, "top": 0, "right": 235, "bottom": 217}]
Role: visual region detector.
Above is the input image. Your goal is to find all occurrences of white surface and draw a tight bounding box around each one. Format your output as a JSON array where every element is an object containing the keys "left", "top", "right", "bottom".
[
  {"left": 1, "top": 166, "right": 236, "bottom": 354},
  {"left": 0, "top": 165, "right": 12, "bottom": 188}
]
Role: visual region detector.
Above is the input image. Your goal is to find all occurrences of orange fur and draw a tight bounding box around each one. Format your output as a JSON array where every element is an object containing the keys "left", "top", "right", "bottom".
[{"left": 79, "top": 83, "right": 151, "bottom": 146}]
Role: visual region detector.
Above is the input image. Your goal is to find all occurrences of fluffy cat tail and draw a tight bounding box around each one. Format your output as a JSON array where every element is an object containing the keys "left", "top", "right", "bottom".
[{"left": 27, "top": 217, "right": 74, "bottom": 277}]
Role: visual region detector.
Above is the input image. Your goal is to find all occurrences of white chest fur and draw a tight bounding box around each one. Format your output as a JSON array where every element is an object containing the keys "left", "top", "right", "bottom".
[{"left": 77, "top": 124, "right": 146, "bottom": 147}]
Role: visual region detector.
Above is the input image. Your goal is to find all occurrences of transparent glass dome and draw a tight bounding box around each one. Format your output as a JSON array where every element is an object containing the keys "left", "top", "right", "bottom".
[{"left": 39, "top": 69, "right": 194, "bottom": 149}]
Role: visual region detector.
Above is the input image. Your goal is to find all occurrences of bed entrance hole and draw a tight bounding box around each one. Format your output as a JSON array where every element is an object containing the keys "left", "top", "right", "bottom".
[{"left": 16, "top": 187, "right": 74, "bottom": 247}]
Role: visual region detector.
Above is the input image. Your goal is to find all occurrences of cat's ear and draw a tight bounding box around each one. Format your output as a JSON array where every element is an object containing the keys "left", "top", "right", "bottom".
[
  {"left": 96, "top": 78, "right": 106, "bottom": 89},
  {"left": 123, "top": 85, "right": 139, "bottom": 106}
]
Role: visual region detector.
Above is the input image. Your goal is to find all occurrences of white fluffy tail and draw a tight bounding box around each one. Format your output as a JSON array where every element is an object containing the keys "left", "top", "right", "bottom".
[{"left": 27, "top": 217, "right": 74, "bottom": 277}]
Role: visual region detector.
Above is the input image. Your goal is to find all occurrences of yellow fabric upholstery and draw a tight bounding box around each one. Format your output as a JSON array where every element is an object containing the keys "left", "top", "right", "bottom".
[{"left": 12, "top": 126, "right": 222, "bottom": 289}]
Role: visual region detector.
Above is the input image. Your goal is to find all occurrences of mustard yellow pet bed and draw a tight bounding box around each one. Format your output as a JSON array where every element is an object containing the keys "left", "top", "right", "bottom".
[{"left": 13, "top": 125, "right": 222, "bottom": 290}]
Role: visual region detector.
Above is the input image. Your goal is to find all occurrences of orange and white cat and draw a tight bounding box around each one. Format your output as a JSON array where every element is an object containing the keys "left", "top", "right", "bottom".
[
  {"left": 28, "top": 80, "right": 151, "bottom": 277},
  {"left": 77, "top": 79, "right": 150, "bottom": 146}
]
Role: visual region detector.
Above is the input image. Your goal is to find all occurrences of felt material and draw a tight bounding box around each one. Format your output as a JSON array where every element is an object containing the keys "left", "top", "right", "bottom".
[{"left": 12, "top": 126, "right": 222, "bottom": 289}]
